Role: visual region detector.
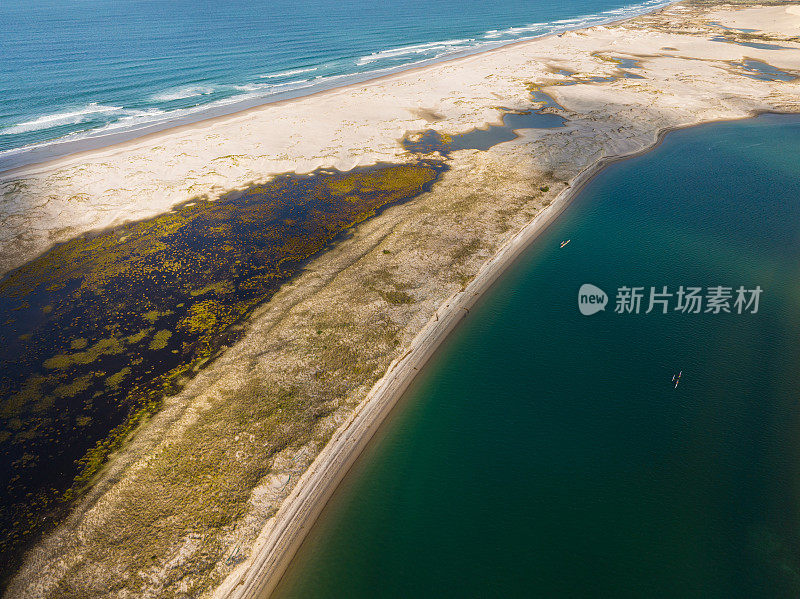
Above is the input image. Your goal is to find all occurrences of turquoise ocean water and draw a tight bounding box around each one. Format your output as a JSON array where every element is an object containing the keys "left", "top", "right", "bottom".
[
  {"left": 273, "top": 114, "right": 800, "bottom": 598},
  {"left": 0, "top": 0, "right": 670, "bottom": 169}
]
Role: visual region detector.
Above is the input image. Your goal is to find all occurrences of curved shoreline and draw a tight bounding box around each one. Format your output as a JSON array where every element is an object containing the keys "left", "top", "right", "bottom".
[
  {"left": 0, "top": 1, "right": 676, "bottom": 178},
  {"left": 5, "top": 0, "right": 800, "bottom": 593},
  {"left": 217, "top": 111, "right": 737, "bottom": 598},
  {"left": 225, "top": 110, "right": 800, "bottom": 599}
]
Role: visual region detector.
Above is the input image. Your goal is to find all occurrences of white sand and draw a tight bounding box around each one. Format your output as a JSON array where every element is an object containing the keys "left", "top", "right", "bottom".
[
  {"left": 708, "top": 4, "right": 800, "bottom": 35},
  {"left": 2, "top": 3, "right": 799, "bottom": 277},
  {"left": 4, "top": 2, "right": 800, "bottom": 599}
]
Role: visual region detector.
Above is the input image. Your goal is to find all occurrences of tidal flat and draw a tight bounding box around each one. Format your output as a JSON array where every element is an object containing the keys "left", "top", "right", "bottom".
[{"left": 0, "top": 160, "right": 444, "bottom": 574}]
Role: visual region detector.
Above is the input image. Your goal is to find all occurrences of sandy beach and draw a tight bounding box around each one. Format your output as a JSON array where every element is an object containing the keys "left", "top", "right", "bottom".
[
  {"left": 214, "top": 140, "right": 622, "bottom": 599},
  {"left": 3, "top": 1, "right": 799, "bottom": 279},
  {"left": 4, "top": 1, "right": 800, "bottom": 597}
]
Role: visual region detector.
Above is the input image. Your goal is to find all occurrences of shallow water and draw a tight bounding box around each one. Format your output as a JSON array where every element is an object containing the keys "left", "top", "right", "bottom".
[
  {"left": 710, "top": 21, "right": 759, "bottom": 34},
  {"left": 737, "top": 59, "right": 795, "bottom": 82},
  {"left": 711, "top": 36, "right": 791, "bottom": 51},
  {"left": 403, "top": 92, "right": 566, "bottom": 154},
  {"left": 273, "top": 114, "right": 800, "bottom": 598},
  {"left": 611, "top": 57, "right": 643, "bottom": 69},
  {"left": 531, "top": 89, "right": 565, "bottom": 109}
]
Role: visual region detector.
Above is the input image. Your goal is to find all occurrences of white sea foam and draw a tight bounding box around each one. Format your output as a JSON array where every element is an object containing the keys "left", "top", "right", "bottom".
[
  {"left": 0, "top": 103, "right": 124, "bottom": 135},
  {"left": 150, "top": 85, "right": 217, "bottom": 102},
  {"left": 258, "top": 67, "right": 318, "bottom": 79},
  {"left": 0, "top": 0, "right": 676, "bottom": 168},
  {"left": 234, "top": 78, "right": 316, "bottom": 93},
  {"left": 355, "top": 0, "right": 674, "bottom": 68},
  {"left": 357, "top": 38, "right": 475, "bottom": 65},
  {"left": 483, "top": 22, "right": 547, "bottom": 38},
  {"left": 112, "top": 108, "right": 168, "bottom": 125},
  {"left": 479, "top": 0, "right": 672, "bottom": 41}
]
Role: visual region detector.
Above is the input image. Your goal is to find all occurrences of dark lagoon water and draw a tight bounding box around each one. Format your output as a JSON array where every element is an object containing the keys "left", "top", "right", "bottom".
[
  {"left": 273, "top": 114, "right": 800, "bottom": 598},
  {"left": 0, "top": 160, "right": 445, "bottom": 579}
]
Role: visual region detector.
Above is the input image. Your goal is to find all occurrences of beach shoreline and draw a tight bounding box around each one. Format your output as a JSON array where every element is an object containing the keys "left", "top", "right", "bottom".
[
  {"left": 5, "top": 1, "right": 800, "bottom": 596},
  {"left": 0, "top": 1, "right": 676, "bottom": 177},
  {"left": 216, "top": 107, "right": 785, "bottom": 599},
  {"left": 2, "top": 0, "right": 798, "bottom": 278},
  {"left": 215, "top": 131, "right": 615, "bottom": 599}
]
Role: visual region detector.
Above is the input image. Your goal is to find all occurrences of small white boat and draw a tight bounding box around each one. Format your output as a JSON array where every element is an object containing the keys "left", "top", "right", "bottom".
[{"left": 560, "top": 239, "right": 571, "bottom": 248}]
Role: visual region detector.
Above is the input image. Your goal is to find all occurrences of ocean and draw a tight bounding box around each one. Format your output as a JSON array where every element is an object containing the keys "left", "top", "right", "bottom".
[
  {"left": 272, "top": 114, "right": 800, "bottom": 598},
  {"left": 0, "top": 0, "right": 670, "bottom": 169}
]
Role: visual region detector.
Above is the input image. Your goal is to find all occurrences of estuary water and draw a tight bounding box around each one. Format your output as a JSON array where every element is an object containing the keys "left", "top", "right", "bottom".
[
  {"left": 0, "top": 0, "right": 670, "bottom": 168},
  {"left": 273, "top": 114, "right": 800, "bottom": 598}
]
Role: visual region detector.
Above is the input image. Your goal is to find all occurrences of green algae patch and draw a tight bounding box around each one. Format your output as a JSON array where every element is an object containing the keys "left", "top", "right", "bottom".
[
  {"left": 149, "top": 330, "right": 172, "bottom": 351},
  {"left": 105, "top": 368, "right": 131, "bottom": 389},
  {"left": 0, "top": 158, "right": 446, "bottom": 574},
  {"left": 125, "top": 328, "right": 154, "bottom": 345},
  {"left": 180, "top": 300, "right": 223, "bottom": 334},
  {"left": 54, "top": 374, "right": 94, "bottom": 399},
  {"left": 43, "top": 337, "right": 125, "bottom": 370},
  {"left": 142, "top": 310, "right": 163, "bottom": 324},
  {"left": 70, "top": 338, "right": 88, "bottom": 350}
]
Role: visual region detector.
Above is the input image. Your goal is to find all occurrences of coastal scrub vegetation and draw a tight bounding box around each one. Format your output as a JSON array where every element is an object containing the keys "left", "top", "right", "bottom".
[{"left": 0, "top": 158, "right": 446, "bottom": 574}]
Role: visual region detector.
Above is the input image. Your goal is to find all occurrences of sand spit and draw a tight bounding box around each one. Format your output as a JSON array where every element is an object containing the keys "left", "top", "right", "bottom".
[{"left": 4, "top": 1, "right": 800, "bottom": 598}]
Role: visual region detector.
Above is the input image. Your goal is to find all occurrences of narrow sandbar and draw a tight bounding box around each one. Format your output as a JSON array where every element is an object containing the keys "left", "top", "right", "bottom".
[{"left": 4, "top": 1, "right": 800, "bottom": 598}]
